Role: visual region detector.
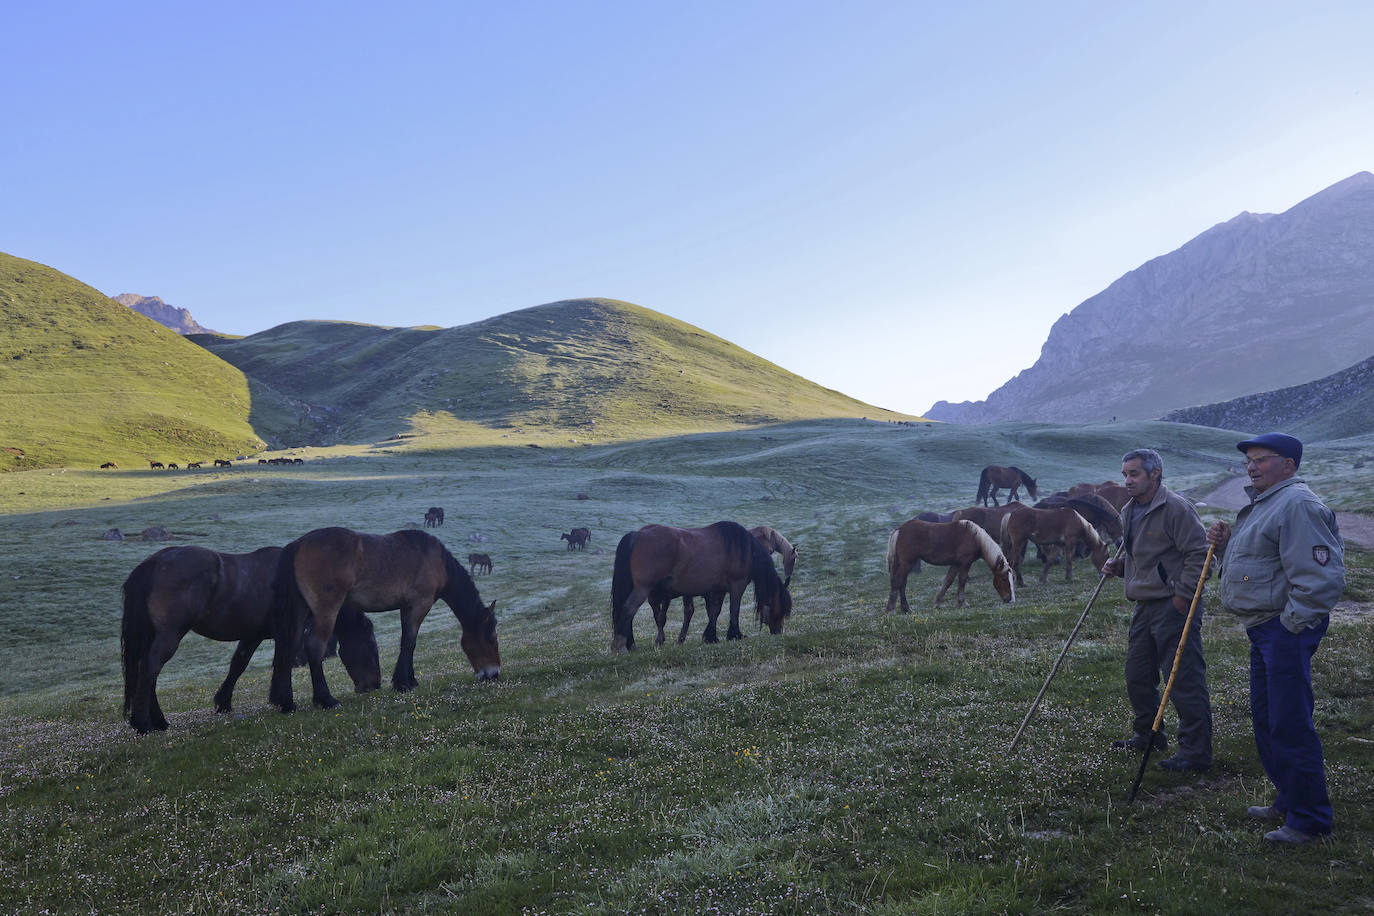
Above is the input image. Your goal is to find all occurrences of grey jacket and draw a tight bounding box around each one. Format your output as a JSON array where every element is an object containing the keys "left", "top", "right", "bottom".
[
  {"left": 1218, "top": 477, "right": 1345, "bottom": 632},
  {"left": 1117, "top": 484, "right": 1209, "bottom": 604}
]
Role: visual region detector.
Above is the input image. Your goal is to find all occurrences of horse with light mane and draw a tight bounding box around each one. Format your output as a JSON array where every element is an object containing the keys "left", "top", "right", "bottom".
[
  {"left": 999, "top": 506, "right": 1109, "bottom": 586},
  {"left": 975, "top": 465, "right": 1038, "bottom": 506},
  {"left": 748, "top": 525, "right": 797, "bottom": 583},
  {"left": 885, "top": 518, "right": 1015, "bottom": 611}
]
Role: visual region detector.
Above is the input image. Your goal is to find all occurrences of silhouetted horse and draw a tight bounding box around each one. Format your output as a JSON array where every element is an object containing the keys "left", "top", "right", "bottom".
[
  {"left": 999, "top": 506, "right": 1109, "bottom": 586},
  {"left": 975, "top": 465, "right": 1037, "bottom": 506},
  {"left": 187, "top": 461, "right": 202, "bottom": 469},
  {"left": 748, "top": 525, "right": 797, "bottom": 583},
  {"left": 468, "top": 552, "right": 493, "bottom": 574},
  {"left": 100, "top": 461, "right": 118, "bottom": 469},
  {"left": 561, "top": 527, "right": 591, "bottom": 549},
  {"left": 610, "top": 521, "right": 792, "bottom": 651},
  {"left": 886, "top": 518, "right": 1015, "bottom": 611},
  {"left": 269, "top": 528, "right": 499, "bottom": 713},
  {"left": 424, "top": 507, "right": 445, "bottom": 528},
  {"left": 149, "top": 461, "right": 164, "bottom": 470},
  {"left": 121, "top": 545, "right": 380, "bottom": 733},
  {"left": 214, "top": 458, "right": 232, "bottom": 468}
]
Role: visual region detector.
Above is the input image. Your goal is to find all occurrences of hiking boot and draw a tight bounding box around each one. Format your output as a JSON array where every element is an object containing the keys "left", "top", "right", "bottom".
[
  {"left": 1111, "top": 732, "right": 1167, "bottom": 753},
  {"left": 1265, "top": 825, "right": 1323, "bottom": 845},
  {"left": 1157, "top": 756, "right": 1210, "bottom": 773},
  {"left": 1247, "top": 805, "right": 1285, "bottom": 822}
]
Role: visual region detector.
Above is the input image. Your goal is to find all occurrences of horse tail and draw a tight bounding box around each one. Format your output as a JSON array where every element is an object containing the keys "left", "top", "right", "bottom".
[
  {"left": 885, "top": 527, "right": 905, "bottom": 579},
  {"left": 269, "top": 538, "right": 308, "bottom": 708},
  {"left": 975, "top": 467, "right": 990, "bottom": 504},
  {"left": 120, "top": 555, "right": 160, "bottom": 720},
  {"left": 611, "top": 531, "right": 638, "bottom": 629}
]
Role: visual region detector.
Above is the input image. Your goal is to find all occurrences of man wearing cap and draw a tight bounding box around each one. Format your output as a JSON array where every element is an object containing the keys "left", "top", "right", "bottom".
[
  {"left": 1207, "top": 432, "right": 1345, "bottom": 845},
  {"left": 1103, "top": 448, "right": 1213, "bottom": 772}
]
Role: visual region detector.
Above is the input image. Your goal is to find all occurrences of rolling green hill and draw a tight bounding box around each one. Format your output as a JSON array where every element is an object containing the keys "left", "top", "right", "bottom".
[
  {"left": 0, "top": 253, "right": 264, "bottom": 471},
  {"left": 193, "top": 299, "right": 911, "bottom": 448}
]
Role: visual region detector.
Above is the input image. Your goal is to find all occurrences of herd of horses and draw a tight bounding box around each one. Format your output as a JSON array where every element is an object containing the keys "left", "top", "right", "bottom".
[
  {"left": 119, "top": 462, "right": 1128, "bottom": 735},
  {"left": 99, "top": 457, "right": 300, "bottom": 471}
]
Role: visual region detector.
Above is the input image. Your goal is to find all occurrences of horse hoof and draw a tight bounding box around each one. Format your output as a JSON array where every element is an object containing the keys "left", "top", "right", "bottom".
[
  {"left": 313, "top": 696, "right": 342, "bottom": 709},
  {"left": 278, "top": 702, "right": 296, "bottom": 714},
  {"left": 214, "top": 703, "right": 232, "bottom": 714}
]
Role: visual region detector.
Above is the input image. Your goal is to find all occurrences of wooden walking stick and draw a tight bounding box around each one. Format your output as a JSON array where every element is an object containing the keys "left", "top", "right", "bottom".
[
  {"left": 1127, "top": 543, "right": 1215, "bottom": 803},
  {"left": 1008, "top": 556, "right": 1115, "bottom": 753}
]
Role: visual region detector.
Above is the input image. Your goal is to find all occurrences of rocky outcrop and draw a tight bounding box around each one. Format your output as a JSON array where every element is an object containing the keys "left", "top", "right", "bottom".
[
  {"left": 927, "top": 172, "right": 1374, "bottom": 424},
  {"left": 115, "top": 293, "right": 215, "bottom": 335}
]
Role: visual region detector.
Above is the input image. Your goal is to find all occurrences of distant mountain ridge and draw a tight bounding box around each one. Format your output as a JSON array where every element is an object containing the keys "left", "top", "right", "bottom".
[
  {"left": 114, "top": 293, "right": 215, "bottom": 335},
  {"left": 927, "top": 172, "right": 1374, "bottom": 425}
]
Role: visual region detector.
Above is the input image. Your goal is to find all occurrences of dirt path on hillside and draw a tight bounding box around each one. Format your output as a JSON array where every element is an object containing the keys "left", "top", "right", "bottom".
[{"left": 1198, "top": 476, "right": 1374, "bottom": 550}]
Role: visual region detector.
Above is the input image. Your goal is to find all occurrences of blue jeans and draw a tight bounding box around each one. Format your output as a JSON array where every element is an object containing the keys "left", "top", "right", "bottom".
[{"left": 1248, "top": 615, "right": 1332, "bottom": 835}]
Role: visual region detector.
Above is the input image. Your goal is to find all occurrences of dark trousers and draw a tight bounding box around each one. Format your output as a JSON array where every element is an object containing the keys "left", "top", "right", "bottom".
[
  {"left": 1125, "top": 596, "right": 1213, "bottom": 764},
  {"left": 1248, "top": 615, "right": 1333, "bottom": 835}
]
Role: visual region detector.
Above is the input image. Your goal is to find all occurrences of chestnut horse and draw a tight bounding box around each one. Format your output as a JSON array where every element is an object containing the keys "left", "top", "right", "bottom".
[
  {"left": 951, "top": 501, "right": 1026, "bottom": 540},
  {"left": 610, "top": 521, "right": 792, "bottom": 651},
  {"left": 975, "top": 465, "right": 1038, "bottom": 506},
  {"left": 269, "top": 528, "right": 499, "bottom": 713},
  {"left": 121, "top": 545, "right": 380, "bottom": 733},
  {"left": 748, "top": 525, "right": 797, "bottom": 583},
  {"left": 999, "top": 506, "right": 1109, "bottom": 586},
  {"left": 886, "top": 518, "right": 1016, "bottom": 611},
  {"left": 1034, "top": 492, "right": 1124, "bottom": 546}
]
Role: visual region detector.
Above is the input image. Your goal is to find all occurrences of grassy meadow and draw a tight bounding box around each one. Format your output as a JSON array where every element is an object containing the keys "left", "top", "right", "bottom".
[{"left": 1, "top": 419, "right": 1372, "bottom": 915}]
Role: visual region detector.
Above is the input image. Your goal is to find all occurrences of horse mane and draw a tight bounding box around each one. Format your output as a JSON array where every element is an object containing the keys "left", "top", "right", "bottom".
[
  {"left": 1070, "top": 510, "right": 1102, "bottom": 548},
  {"left": 959, "top": 519, "right": 1015, "bottom": 602},
  {"left": 437, "top": 538, "right": 489, "bottom": 630},
  {"left": 712, "top": 520, "right": 786, "bottom": 625}
]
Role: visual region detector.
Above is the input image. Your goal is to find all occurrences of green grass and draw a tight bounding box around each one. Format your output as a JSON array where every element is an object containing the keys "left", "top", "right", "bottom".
[
  {"left": 1, "top": 419, "right": 1371, "bottom": 914},
  {"left": 0, "top": 252, "right": 264, "bottom": 471}
]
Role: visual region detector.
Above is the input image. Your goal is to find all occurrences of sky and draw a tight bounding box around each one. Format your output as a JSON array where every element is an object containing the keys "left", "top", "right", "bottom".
[{"left": 6, "top": 1, "right": 1374, "bottom": 416}]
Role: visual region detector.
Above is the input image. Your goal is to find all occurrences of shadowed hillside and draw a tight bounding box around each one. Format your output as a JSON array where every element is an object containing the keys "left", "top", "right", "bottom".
[
  {"left": 193, "top": 298, "right": 912, "bottom": 447},
  {"left": 0, "top": 253, "right": 263, "bottom": 471}
]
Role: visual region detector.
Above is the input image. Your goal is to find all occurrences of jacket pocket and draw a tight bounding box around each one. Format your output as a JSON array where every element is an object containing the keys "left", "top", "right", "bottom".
[{"left": 1221, "top": 559, "right": 1279, "bottom": 610}]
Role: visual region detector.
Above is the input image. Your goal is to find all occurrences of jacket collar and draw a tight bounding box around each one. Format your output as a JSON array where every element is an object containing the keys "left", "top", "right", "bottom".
[{"left": 1244, "top": 475, "right": 1304, "bottom": 503}]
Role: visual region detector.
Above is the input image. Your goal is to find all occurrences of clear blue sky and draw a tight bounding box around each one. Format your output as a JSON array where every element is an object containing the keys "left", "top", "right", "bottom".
[{"left": 6, "top": 1, "right": 1374, "bottom": 415}]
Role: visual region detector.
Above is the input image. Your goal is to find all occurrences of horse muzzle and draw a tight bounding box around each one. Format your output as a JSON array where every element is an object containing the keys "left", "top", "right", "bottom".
[{"left": 475, "top": 665, "right": 500, "bottom": 681}]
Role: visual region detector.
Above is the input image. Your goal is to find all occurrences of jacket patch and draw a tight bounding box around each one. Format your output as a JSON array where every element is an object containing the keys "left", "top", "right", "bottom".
[{"left": 1313, "top": 545, "right": 1330, "bottom": 567}]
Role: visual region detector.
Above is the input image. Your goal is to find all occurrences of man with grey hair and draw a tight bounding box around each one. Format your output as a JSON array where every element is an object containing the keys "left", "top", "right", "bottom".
[{"left": 1103, "top": 448, "right": 1213, "bottom": 771}]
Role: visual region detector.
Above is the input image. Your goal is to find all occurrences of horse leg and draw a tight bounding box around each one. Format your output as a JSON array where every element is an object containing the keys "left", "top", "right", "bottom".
[
  {"left": 214, "top": 637, "right": 263, "bottom": 713},
  {"left": 886, "top": 560, "right": 910, "bottom": 613},
  {"left": 1039, "top": 544, "right": 1053, "bottom": 584},
  {"left": 300, "top": 613, "right": 342, "bottom": 708},
  {"left": 726, "top": 586, "right": 747, "bottom": 641},
  {"left": 956, "top": 565, "right": 971, "bottom": 607},
  {"left": 1063, "top": 538, "right": 1076, "bottom": 582},
  {"left": 393, "top": 603, "right": 430, "bottom": 691},
  {"left": 677, "top": 596, "right": 696, "bottom": 644},
  {"left": 702, "top": 592, "right": 725, "bottom": 643},
  {"left": 934, "top": 567, "right": 959, "bottom": 607},
  {"left": 613, "top": 587, "right": 649, "bottom": 652},
  {"left": 651, "top": 595, "right": 668, "bottom": 647},
  {"left": 133, "top": 629, "right": 184, "bottom": 732}
]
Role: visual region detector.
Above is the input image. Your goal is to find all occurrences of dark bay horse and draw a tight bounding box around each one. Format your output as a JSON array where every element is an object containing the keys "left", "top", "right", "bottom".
[
  {"left": 1034, "top": 492, "right": 1124, "bottom": 546},
  {"left": 269, "top": 528, "right": 499, "bottom": 713},
  {"left": 975, "top": 465, "right": 1038, "bottom": 506},
  {"left": 999, "top": 506, "right": 1109, "bottom": 586},
  {"left": 748, "top": 525, "right": 797, "bottom": 583},
  {"left": 121, "top": 545, "right": 380, "bottom": 733},
  {"left": 886, "top": 518, "right": 1015, "bottom": 611},
  {"left": 950, "top": 501, "right": 1026, "bottom": 540},
  {"left": 561, "top": 527, "right": 591, "bottom": 550},
  {"left": 610, "top": 521, "right": 792, "bottom": 651}
]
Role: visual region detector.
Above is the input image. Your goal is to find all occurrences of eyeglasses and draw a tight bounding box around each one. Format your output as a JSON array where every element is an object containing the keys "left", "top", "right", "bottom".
[{"left": 1243, "top": 454, "right": 1286, "bottom": 466}]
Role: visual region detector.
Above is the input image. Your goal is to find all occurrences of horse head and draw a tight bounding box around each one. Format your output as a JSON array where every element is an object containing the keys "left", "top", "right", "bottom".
[
  {"left": 760, "top": 582, "right": 793, "bottom": 634},
  {"left": 992, "top": 554, "right": 1016, "bottom": 603},
  {"left": 460, "top": 599, "right": 501, "bottom": 681}
]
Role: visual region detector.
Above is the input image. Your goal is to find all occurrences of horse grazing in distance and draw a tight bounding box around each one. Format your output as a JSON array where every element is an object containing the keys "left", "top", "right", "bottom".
[
  {"left": 610, "top": 521, "right": 792, "bottom": 651},
  {"left": 999, "top": 506, "right": 1109, "bottom": 586},
  {"left": 560, "top": 527, "right": 591, "bottom": 550},
  {"left": 748, "top": 525, "right": 797, "bottom": 584},
  {"left": 149, "top": 461, "right": 164, "bottom": 470},
  {"left": 468, "top": 553, "right": 493, "bottom": 575},
  {"left": 886, "top": 518, "right": 1015, "bottom": 611},
  {"left": 213, "top": 458, "right": 232, "bottom": 468},
  {"left": 270, "top": 528, "right": 499, "bottom": 713},
  {"left": 950, "top": 501, "right": 1026, "bottom": 540},
  {"left": 424, "top": 507, "right": 445, "bottom": 528},
  {"left": 975, "top": 465, "right": 1038, "bottom": 506},
  {"left": 186, "top": 461, "right": 202, "bottom": 469},
  {"left": 100, "top": 461, "right": 118, "bottom": 469},
  {"left": 121, "top": 545, "right": 381, "bottom": 733}
]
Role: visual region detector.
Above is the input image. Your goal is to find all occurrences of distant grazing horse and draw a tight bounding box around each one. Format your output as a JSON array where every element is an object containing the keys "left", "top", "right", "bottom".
[
  {"left": 886, "top": 518, "right": 1015, "bottom": 611},
  {"left": 976, "top": 465, "right": 1038, "bottom": 506},
  {"left": 100, "top": 461, "right": 118, "bottom": 469},
  {"left": 270, "top": 528, "right": 499, "bottom": 713},
  {"left": 468, "top": 553, "right": 493, "bottom": 575},
  {"left": 187, "top": 461, "right": 202, "bottom": 469},
  {"left": 121, "top": 545, "right": 380, "bottom": 733},
  {"left": 149, "top": 461, "right": 164, "bottom": 470},
  {"left": 611, "top": 521, "right": 792, "bottom": 651},
  {"left": 951, "top": 501, "right": 1026, "bottom": 540},
  {"left": 214, "top": 458, "right": 232, "bottom": 468},
  {"left": 748, "top": 525, "right": 797, "bottom": 584},
  {"left": 424, "top": 507, "right": 445, "bottom": 528},
  {"left": 1000, "top": 506, "right": 1109, "bottom": 586},
  {"left": 167, "top": 462, "right": 179, "bottom": 469},
  {"left": 561, "top": 527, "right": 591, "bottom": 550}
]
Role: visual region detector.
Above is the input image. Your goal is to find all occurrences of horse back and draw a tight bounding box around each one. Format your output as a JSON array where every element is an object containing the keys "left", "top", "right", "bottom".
[{"left": 895, "top": 519, "right": 978, "bottom": 567}]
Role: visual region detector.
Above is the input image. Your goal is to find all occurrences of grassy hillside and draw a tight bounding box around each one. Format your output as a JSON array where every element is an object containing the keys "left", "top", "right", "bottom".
[
  {"left": 193, "top": 299, "right": 911, "bottom": 448},
  {"left": 1, "top": 419, "right": 1371, "bottom": 913},
  {"left": 0, "top": 253, "right": 264, "bottom": 471}
]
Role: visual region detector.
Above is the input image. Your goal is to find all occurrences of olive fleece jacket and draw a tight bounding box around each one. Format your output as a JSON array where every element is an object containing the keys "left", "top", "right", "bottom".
[{"left": 1116, "top": 483, "right": 1209, "bottom": 603}]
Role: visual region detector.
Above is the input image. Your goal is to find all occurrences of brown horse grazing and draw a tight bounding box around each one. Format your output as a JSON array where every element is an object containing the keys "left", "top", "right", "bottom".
[
  {"left": 975, "top": 465, "right": 1038, "bottom": 506},
  {"left": 886, "top": 519, "right": 1015, "bottom": 611},
  {"left": 951, "top": 501, "right": 1026, "bottom": 540},
  {"left": 560, "top": 527, "right": 591, "bottom": 550},
  {"left": 1034, "top": 492, "right": 1124, "bottom": 546},
  {"left": 121, "top": 545, "right": 381, "bottom": 733},
  {"left": 748, "top": 525, "right": 797, "bottom": 584},
  {"left": 149, "top": 461, "right": 164, "bottom": 470},
  {"left": 1095, "top": 482, "right": 1131, "bottom": 511},
  {"left": 610, "top": 521, "right": 792, "bottom": 651},
  {"left": 214, "top": 458, "right": 232, "bottom": 468},
  {"left": 424, "top": 507, "right": 444, "bottom": 528},
  {"left": 269, "top": 528, "right": 499, "bottom": 713},
  {"left": 100, "top": 461, "right": 118, "bottom": 469},
  {"left": 468, "top": 552, "right": 493, "bottom": 575},
  {"left": 999, "top": 506, "right": 1109, "bottom": 586}
]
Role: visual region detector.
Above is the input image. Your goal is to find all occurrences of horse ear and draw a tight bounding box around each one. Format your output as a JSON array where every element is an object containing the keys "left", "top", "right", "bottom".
[{"left": 486, "top": 600, "right": 497, "bottom": 613}]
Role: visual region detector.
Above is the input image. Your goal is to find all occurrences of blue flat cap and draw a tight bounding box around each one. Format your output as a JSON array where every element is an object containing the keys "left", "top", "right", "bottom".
[{"left": 1237, "top": 432, "right": 1302, "bottom": 468}]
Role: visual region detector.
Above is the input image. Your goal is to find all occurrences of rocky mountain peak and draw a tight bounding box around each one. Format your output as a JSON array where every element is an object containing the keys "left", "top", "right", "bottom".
[{"left": 115, "top": 293, "right": 216, "bottom": 335}]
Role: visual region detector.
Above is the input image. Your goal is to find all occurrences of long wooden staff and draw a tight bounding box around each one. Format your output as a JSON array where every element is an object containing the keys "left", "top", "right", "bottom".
[
  {"left": 1007, "top": 558, "right": 1114, "bottom": 753},
  {"left": 1127, "top": 543, "right": 1215, "bottom": 803}
]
